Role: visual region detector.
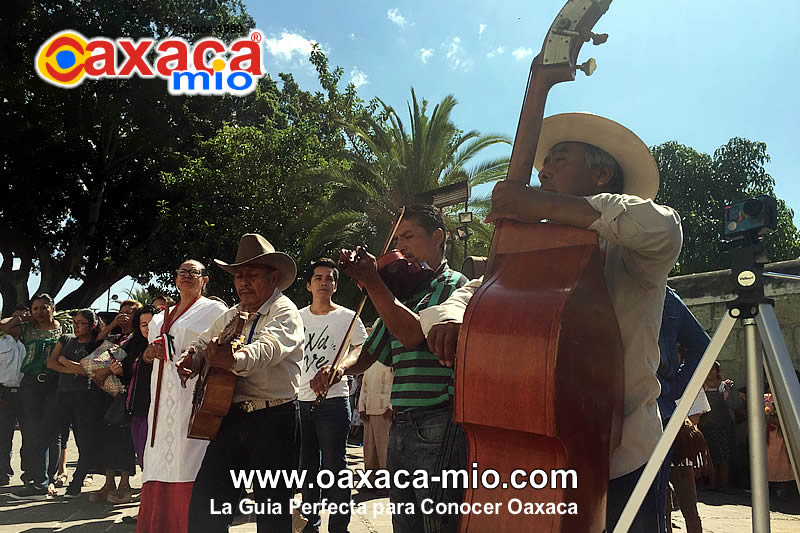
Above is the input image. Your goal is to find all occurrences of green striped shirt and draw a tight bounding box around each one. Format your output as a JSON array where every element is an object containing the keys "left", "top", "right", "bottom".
[{"left": 364, "top": 263, "right": 466, "bottom": 410}]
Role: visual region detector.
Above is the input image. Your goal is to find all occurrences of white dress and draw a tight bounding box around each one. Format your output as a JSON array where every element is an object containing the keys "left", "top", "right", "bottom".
[{"left": 143, "top": 297, "right": 228, "bottom": 483}]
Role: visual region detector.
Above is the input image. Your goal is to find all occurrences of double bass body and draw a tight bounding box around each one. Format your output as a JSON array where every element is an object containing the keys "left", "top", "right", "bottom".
[{"left": 456, "top": 222, "right": 624, "bottom": 532}]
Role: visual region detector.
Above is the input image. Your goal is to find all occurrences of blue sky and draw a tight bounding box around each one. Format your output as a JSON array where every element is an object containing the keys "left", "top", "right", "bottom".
[{"left": 15, "top": 0, "right": 800, "bottom": 311}]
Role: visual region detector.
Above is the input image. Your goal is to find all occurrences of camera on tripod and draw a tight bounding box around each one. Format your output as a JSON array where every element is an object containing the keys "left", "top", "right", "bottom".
[{"left": 723, "top": 195, "right": 778, "bottom": 241}]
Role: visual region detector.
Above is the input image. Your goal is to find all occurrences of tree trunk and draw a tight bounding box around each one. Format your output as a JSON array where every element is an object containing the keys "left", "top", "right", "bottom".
[
  {"left": 0, "top": 232, "right": 36, "bottom": 316},
  {"left": 56, "top": 270, "right": 126, "bottom": 311}
]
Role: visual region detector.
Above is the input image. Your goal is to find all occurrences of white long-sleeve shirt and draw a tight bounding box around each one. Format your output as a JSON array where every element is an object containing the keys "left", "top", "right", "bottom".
[
  {"left": 419, "top": 193, "right": 682, "bottom": 479},
  {"left": 193, "top": 288, "right": 304, "bottom": 403}
]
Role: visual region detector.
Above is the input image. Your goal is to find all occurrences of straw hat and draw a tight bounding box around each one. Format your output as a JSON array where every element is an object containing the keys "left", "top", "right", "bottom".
[
  {"left": 533, "top": 112, "right": 659, "bottom": 200},
  {"left": 214, "top": 234, "right": 297, "bottom": 291}
]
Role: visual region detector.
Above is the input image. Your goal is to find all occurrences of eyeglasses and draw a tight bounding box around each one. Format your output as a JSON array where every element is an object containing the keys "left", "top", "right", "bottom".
[{"left": 176, "top": 268, "right": 204, "bottom": 278}]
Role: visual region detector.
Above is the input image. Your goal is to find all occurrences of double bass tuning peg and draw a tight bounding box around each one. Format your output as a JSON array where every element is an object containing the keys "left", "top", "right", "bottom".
[
  {"left": 590, "top": 32, "right": 609, "bottom": 45},
  {"left": 577, "top": 58, "right": 597, "bottom": 77}
]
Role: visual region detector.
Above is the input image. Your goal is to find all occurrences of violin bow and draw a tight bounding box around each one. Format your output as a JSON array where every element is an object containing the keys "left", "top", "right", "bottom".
[{"left": 311, "top": 207, "right": 407, "bottom": 411}]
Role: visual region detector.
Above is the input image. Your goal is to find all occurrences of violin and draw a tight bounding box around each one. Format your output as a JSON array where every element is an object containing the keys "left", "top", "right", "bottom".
[{"left": 342, "top": 247, "right": 437, "bottom": 301}]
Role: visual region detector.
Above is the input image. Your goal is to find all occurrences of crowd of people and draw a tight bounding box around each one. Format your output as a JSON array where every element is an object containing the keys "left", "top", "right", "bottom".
[{"left": 0, "top": 112, "right": 797, "bottom": 533}]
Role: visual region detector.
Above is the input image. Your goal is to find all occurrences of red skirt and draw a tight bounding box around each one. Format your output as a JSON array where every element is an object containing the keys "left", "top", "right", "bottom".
[{"left": 137, "top": 481, "right": 194, "bottom": 533}]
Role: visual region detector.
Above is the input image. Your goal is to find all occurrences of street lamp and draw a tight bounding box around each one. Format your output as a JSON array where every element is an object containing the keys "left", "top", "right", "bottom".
[{"left": 458, "top": 211, "right": 473, "bottom": 258}]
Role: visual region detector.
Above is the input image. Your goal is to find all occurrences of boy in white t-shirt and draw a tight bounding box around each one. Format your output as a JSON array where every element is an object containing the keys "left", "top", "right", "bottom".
[{"left": 298, "top": 258, "right": 367, "bottom": 533}]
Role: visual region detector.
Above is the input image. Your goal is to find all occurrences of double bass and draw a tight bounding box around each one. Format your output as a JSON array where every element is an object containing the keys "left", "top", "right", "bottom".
[{"left": 456, "top": 1, "right": 623, "bottom": 531}]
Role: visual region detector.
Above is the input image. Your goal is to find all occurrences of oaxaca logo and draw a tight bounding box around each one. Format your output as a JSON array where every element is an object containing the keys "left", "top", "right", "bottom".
[{"left": 35, "top": 30, "right": 265, "bottom": 96}]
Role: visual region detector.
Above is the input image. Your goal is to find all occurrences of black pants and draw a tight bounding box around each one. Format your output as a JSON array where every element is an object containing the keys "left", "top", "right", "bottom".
[
  {"left": 188, "top": 401, "right": 299, "bottom": 533},
  {"left": 20, "top": 374, "right": 60, "bottom": 488}
]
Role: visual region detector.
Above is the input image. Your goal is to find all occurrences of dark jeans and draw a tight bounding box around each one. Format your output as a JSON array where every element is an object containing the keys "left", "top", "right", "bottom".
[
  {"left": 20, "top": 374, "right": 60, "bottom": 489},
  {"left": 606, "top": 463, "right": 660, "bottom": 533},
  {"left": 27, "top": 384, "right": 103, "bottom": 490},
  {"left": 299, "top": 397, "right": 351, "bottom": 533},
  {"left": 387, "top": 405, "right": 466, "bottom": 533},
  {"left": 0, "top": 386, "right": 23, "bottom": 478},
  {"left": 188, "top": 401, "right": 299, "bottom": 533}
]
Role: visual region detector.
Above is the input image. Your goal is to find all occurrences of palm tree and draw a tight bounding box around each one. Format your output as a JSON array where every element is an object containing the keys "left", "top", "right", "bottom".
[{"left": 295, "top": 88, "right": 510, "bottom": 262}]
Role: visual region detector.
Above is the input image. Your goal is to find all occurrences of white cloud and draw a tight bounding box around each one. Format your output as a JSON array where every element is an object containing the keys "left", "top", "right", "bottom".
[
  {"left": 444, "top": 36, "right": 472, "bottom": 72},
  {"left": 487, "top": 46, "right": 504, "bottom": 59},
  {"left": 511, "top": 47, "right": 534, "bottom": 61},
  {"left": 387, "top": 8, "right": 408, "bottom": 28},
  {"left": 419, "top": 48, "right": 434, "bottom": 64},
  {"left": 263, "top": 32, "right": 318, "bottom": 63},
  {"left": 349, "top": 33, "right": 356, "bottom": 40},
  {"left": 350, "top": 67, "right": 368, "bottom": 88},
  {"left": 479, "top": 24, "right": 487, "bottom": 38}
]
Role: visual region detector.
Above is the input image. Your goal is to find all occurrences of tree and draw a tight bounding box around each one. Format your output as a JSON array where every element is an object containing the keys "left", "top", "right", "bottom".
[
  {"left": 0, "top": 0, "right": 255, "bottom": 315},
  {"left": 295, "top": 88, "right": 510, "bottom": 263},
  {"left": 654, "top": 138, "right": 800, "bottom": 274}
]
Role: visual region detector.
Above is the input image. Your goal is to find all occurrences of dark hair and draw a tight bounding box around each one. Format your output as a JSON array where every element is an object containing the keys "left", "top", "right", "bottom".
[
  {"left": 30, "top": 293, "right": 55, "bottom": 307},
  {"left": 306, "top": 258, "right": 339, "bottom": 283},
  {"left": 124, "top": 304, "right": 160, "bottom": 357},
  {"left": 75, "top": 309, "right": 106, "bottom": 352},
  {"left": 401, "top": 204, "right": 447, "bottom": 253},
  {"left": 150, "top": 294, "right": 175, "bottom": 307}
]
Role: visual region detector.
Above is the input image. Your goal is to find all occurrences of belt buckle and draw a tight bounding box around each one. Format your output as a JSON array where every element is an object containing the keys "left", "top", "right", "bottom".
[
  {"left": 240, "top": 400, "right": 255, "bottom": 413},
  {"left": 36, "top": 373, "right": 47, "bottom": 383}
]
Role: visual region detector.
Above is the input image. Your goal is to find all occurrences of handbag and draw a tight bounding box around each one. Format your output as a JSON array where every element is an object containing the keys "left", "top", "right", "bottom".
[
  {"left": 80, "top": 340, "right": 127, "bottom": 396},
  {"left": 104, "top": 392, "right": 130, "bottom": 426}
]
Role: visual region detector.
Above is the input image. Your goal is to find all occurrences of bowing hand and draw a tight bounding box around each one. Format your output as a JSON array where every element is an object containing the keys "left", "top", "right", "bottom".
[{"left": 310, "top": 365, "right": 343, "bottom": 396}]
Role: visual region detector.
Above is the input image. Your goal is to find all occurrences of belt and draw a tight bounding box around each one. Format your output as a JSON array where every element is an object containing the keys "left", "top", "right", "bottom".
[
  {"left": 393, "top": 402, "right": 452, "bottom": 421},
  {"left": 0, "top": 385, "right": 19, "bottom": 393},
  {"left": 36, "top": 373, "right": 52, "bottom": 383},
  {"left": 235, "top": 398, "right": 295, "bottom": 413}
]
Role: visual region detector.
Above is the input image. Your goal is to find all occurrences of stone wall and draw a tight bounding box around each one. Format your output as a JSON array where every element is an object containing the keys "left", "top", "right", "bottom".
[{"left": 668, "top": 258, "right": 800, "bottom": 387}]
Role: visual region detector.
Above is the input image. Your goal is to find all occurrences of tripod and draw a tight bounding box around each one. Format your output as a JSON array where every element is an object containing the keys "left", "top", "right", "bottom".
[{"left": 614, "top": 235, "right": 800, "bottom": 533}]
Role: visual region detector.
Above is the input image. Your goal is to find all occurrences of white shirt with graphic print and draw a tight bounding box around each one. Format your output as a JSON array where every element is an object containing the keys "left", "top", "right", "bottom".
[{"left": 298, "top": 306, "right": 367, "bottom": 402}]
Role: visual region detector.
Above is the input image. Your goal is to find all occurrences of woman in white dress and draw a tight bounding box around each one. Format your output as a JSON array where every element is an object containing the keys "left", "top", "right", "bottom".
[{"left": 137, "top": 260, "right": 227, "bottom": 533}]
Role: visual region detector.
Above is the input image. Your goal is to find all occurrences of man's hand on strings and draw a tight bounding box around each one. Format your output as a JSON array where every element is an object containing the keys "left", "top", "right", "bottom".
[
  {"left": 339, "top": 247, "right": 381, "bottom": 287},
  {"left": 484, "top": 181, "right": 539, "bottom": 224},
  {"left": 427, "top": 321, "right": 462, "bottom": 367},
  {"left": 310, "top": 365, "right": 343, "bottom": 396}
]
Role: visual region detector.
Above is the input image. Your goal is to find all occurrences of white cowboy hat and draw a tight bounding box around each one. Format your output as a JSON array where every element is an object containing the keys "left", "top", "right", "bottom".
[
  {"left": 214, "top": 234, "right": 297, "bottom": 291},
  {"left": 533, "top": 112, "right": 659, "bottom": 200}
]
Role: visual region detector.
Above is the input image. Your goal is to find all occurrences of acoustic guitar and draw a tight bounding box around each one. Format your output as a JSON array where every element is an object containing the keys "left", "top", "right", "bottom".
[{"left": 187, "top": 311, "right": 248, "bottom": 440}]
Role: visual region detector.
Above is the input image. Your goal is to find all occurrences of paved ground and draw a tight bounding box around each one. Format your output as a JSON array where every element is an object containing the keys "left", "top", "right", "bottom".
[{"left": 0, "top": 429, "right": 798, "bottom": 532}]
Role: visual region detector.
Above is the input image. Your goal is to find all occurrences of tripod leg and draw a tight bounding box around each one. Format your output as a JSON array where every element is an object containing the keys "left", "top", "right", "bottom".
[
  {"left": 612, "top": 312, "right": 737, "bottom": 533},
  {"left": 743, "top": 319, "right": 770, "bottom": 533},
  {"left": 756, "top": 304, "right": 800, "bottom": 492}
]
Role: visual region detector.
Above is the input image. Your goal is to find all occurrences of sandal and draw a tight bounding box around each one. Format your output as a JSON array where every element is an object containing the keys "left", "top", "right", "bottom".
[
  {"left": 83, "top": 474, "right": 94, "bottom": 487},
  {"left": 54, "top": 473, "right": 68, "bottom": 488},
  {"left": 88, "top": 485, "right": 115, "bottom": 503},
  {"left": 107, "top": 487, "right": 132, "bottom": 504}
]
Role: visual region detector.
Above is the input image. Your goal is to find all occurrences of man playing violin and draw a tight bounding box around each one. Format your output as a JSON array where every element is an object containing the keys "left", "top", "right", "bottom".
[
  {"left": 311, "top": 204, "right": 468, "bottom": 533},
  {"left": 420, "top": 113, "right": 683, "bottom": 533}
]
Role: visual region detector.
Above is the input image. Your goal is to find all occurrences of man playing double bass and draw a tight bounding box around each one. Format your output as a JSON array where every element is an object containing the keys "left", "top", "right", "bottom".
[
  {"left": 311, "top": 204, "right": 468, "bottom": 533},
  {"left": 421, "top": 113, "right": 683, "bottom": 533},
  {"left": 177, "top": 233, "right": 305, "bottom": 533}
]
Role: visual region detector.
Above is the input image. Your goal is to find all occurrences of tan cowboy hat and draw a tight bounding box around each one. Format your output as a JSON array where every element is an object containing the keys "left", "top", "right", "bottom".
[
  {"left": 533, "top": 112, "right": 659, "bottom": 200},
  {"left": 214, "top": 234, "right": 297, "bottom": 291}
]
